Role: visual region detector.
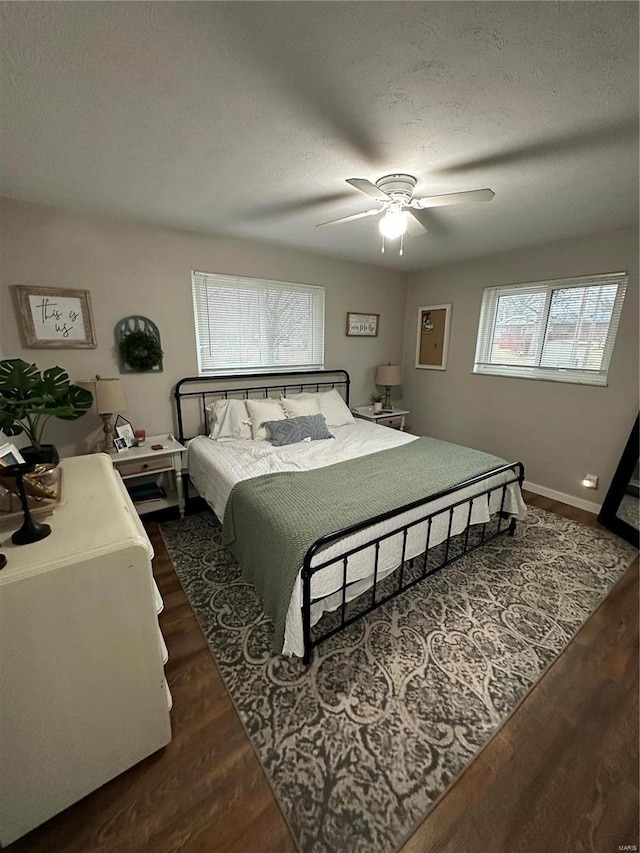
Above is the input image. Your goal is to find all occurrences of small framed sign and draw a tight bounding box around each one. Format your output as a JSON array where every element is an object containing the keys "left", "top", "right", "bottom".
[
  {"left": 346, "top": 312, "right": 379, "bottom": 337},
  {"left": 12, "top": 285, "right": 97, "bottom": 349},
  {"left": 415, "top": 304, "right": 452, "bottom": 370}
]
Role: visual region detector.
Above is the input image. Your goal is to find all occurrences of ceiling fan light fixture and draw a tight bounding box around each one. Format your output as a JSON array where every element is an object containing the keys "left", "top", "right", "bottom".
[{"left": 378, "top": 208, "right": 408, "bottom": 240}]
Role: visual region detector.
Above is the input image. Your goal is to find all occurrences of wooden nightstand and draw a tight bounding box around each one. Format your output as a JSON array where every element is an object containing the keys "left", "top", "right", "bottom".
[
  {"left": 110, "top": 434, "right": 186, "bottom": 517},
  {"left": 352, "top": 406, "right": 410, "bottom": 431}
]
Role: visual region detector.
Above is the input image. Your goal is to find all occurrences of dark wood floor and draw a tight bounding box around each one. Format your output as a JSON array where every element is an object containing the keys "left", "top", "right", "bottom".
[{"left": 7, "top": 494, "right": 639, "bottom": 853}]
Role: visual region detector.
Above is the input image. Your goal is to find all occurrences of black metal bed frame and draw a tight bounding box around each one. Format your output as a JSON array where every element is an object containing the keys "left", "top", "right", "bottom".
[
  {"left": 174, "top": 369, "right": 350, "bottom": 443},
  {"left": 174, "top": 370, "right": 525, "bottom": 665},
  {"left": 300, "top": 460, "right": 524, "bottom": 664}
]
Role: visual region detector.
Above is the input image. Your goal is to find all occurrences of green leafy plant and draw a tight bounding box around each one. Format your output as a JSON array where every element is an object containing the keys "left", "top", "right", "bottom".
[
  {"left": 0, "top": 359, "right": 93, "bottom": 450},
  {"left": 370, "top": 391, "right": 384, "bottom": 404},
  {"left": 120, "top": 330, "right": 163, "bottom": 372}
]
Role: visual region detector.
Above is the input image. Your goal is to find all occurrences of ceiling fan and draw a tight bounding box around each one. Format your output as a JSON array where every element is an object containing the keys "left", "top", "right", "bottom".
[{"left": 317, "top": 174, "right": 495, "bottom": 254}]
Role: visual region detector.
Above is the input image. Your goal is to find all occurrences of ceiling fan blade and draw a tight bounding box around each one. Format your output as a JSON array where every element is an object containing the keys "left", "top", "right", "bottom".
[
  {"left": 316, "top": 207, "right": 382, "bottom": 227},
  {"left": 406, "top": 210, "right": 429, "bottom": 235},
  {"left": 411, "top": 188, "right": 495, "bottom": 209},
  {"left": 406, "top": 207, "right": 450, "bottom": 237},
  {"left": 346, "top": 178, "right": 392, "bottom": 202}
]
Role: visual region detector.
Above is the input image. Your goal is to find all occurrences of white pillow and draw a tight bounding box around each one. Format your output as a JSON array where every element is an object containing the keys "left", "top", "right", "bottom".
[
  {"left": 316, "top": 388, "right": 355, "bottom": 426},
  {"left": 206, "top": 399, "right": 252, "bottom": 440},
  {"left": 281, "top": 395, "right": 321, "bottom": 418},
  {"left": 245, "top": 398, "right": 286, "bottom": 440}
]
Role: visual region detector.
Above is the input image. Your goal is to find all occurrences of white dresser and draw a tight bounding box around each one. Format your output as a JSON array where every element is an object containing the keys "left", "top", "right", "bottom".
[{"left": 0, "top": 454, "right": 172, "bottom": 846}]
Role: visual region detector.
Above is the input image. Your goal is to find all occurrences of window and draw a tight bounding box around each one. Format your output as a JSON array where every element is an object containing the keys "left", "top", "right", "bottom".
[
  {"left": 473, "top": 272, "right": 627, "bottom": 386},
  {"left": 191, "top": 271, "right": 325, "bottom": 374}
]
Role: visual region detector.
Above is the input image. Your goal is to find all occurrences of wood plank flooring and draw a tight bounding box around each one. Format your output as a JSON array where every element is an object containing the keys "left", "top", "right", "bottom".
[{"left": 7, "top": 494, "right": 638, "bottom": 853}]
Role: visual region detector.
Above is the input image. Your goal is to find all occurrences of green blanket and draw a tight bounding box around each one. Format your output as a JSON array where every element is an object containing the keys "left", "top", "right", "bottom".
[{"left": 222, "top": 436, "right": 508, "bottom": 653}]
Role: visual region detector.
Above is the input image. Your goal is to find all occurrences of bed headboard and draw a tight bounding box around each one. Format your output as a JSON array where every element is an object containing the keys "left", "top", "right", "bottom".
[{"left": 174, "top": 369, "right": 351, "bottom": 443}]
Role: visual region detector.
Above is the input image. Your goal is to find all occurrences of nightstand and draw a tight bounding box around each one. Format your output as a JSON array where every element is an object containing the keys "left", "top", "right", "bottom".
[
  {"left": 352, "top": 406, "right": 410, "bottom": 431},
  {"left": 110, "top": 434, "right": 186, "bottom": 517}
]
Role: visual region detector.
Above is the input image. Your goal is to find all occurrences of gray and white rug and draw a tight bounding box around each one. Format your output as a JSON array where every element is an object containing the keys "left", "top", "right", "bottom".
[{"left": 160, "top": 508, "right": 637, "bottom": 853}]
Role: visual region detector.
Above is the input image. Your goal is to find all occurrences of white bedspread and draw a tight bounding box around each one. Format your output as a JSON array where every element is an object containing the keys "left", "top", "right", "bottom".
[
  {"left": 187, "top": 422, "right": 526, "bottom": 656},
  {"left": 187, "top": 419, "right": 416, "bottom": 520}
]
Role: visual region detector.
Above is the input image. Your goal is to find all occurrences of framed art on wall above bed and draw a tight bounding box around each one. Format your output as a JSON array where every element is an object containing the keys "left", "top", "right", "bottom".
[{"left": 346, "top": 312, "right": 379, "bottom": 337}]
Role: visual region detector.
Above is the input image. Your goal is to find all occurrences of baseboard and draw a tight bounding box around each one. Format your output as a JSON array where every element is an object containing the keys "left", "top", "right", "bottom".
[{"left": 523, "top": 480, "right": 601, "bottom": 516}]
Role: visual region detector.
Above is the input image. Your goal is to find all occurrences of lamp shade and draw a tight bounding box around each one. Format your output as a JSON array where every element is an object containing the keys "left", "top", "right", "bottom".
[
  {"left": 78, "top": 377, "right": 127, "bottom": 415},
  {"left": 376, "top": 364, "right": 402, "bottom": 387}
]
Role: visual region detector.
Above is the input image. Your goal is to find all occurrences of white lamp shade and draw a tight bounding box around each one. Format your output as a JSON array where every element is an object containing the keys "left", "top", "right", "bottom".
[
  {"left": 78, "top": 378, "right": 127, "bottom": 415},
  {"left": 376, "top": 364, "right": 402, "bottom": 387}
]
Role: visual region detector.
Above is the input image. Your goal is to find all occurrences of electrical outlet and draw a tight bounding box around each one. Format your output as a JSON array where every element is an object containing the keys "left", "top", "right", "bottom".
[{"left": 581, "top": 474, "right": 598, "bottom": 489}]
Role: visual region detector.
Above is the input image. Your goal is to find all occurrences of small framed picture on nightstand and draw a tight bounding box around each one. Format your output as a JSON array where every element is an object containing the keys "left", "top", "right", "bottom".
[
  {"left": 114, "top": 414, "right": 135, "bottom": 448},
  {"left": 113, "top": 436, "right": 128, "bottom": 452},
  {"left": 116, "top": 424, "right": 135, "bottom": 448}
]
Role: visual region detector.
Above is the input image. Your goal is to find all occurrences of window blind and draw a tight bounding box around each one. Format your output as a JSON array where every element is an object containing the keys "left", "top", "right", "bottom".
[
  {"left": 191, "top": 271, "right": 325, "bottom": 374},
  {"left": 473, "top": 272, "right": 628, "bottom": 386}
]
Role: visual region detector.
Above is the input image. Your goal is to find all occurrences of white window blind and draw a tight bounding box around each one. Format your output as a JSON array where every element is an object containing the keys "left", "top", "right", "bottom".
[
  {"left": 191, "top": 271, "right": 325, "bottom": 374},
  {"left": 473, "top": 271, "right": 627, "bottom": 386}
]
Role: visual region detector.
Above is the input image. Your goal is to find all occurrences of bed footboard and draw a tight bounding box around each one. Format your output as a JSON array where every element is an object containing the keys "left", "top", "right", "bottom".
[{"left": 300, "top": 461, "right": 525, "bottom": 665}]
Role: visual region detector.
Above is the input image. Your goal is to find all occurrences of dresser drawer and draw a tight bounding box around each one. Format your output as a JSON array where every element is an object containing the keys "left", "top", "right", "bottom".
[{"left": 116, "top": 457, "right": 173, "bottom": 477}]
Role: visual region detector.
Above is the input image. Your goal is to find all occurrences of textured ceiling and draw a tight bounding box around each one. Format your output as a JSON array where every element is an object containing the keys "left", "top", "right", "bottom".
[{"left": 1, "top": 2, "right": 638, "bottom": 271}]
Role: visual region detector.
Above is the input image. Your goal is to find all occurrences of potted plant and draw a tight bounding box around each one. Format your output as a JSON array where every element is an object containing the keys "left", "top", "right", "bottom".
[
  {"left": 0, "top": 359, "right": 94, "bottom": 465},
  {"left": 370, "top": 391, "right": 384, "bottom": 413}
]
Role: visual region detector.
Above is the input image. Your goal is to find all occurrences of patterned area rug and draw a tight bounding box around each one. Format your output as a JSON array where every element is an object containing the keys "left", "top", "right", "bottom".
[{"left": 160, "top": 508, "right": 636, "bottom": 853}]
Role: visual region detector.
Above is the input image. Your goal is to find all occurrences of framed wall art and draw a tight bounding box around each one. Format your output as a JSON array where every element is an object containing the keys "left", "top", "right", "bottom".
[
  {"left": 415, "top": 304, "right": 452, "bottom": 370},
  {"left": 346, "top": 312, "right": 379, "bottom": 337},
  {"left": 12, "top": 285, "right": 97, "bottom": 349}
]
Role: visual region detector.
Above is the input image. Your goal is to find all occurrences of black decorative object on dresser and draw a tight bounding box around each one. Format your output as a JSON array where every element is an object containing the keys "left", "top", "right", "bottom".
[
  {"left": 0, "top": 463, "right": 52, "bottom": 545},
  {"left": 115, "top": 315, "right": 163, "bottom": 373}
]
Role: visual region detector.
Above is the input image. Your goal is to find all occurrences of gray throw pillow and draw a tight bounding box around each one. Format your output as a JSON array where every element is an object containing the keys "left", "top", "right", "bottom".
[{"left": 263, "top": 414, "right": 334, "bottom": 446}]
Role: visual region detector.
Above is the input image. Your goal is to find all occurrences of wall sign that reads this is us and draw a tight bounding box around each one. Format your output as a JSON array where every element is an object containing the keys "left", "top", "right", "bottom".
[{"left": 12, "top": 286, "right": 97, "bottom": 348}]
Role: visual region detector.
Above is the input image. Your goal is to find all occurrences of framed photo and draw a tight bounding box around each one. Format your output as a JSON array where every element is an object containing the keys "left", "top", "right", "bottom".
[
  {"left": 113, "top": 437, "right": 129, "bottom": 453},
  {"left": 346, "top": 312, "right": 379, "bottom": 337},
  {"left": 12, "top": 285, "right": 97, "bottom": 349},
  {"left": 415, "top": 304, "right": 452, "bottom": 370},
  {"left": 0, "top": 442, "right": 26, "bottom": 467},
  {"left": 115, "top": 423, "right": 136, "bottom": 448}
]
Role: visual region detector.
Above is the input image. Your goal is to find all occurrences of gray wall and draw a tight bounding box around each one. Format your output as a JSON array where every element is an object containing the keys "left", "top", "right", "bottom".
[
  {"left": 402, "top": 228, "right": 639, "bottom": 505},
  {"left": 0, "top": 197, "right": 406, "bottom": 456},
  {"left": 2, "top": 196, "right": 637, "bottom": 508}
]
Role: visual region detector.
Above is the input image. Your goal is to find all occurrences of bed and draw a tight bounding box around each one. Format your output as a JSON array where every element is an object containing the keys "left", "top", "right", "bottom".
[{"left": 175, "top": 370, "right": 526, "bottom": 663}]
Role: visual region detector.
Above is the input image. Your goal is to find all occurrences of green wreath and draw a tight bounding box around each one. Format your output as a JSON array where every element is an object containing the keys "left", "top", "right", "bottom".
[{"left": 120, "top": 330, "right": 163, "bottom": 371}]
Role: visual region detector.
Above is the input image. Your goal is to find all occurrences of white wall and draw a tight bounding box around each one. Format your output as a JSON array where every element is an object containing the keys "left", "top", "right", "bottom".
[
  {"left": 402, "top": 228, "right": 639, "bottom": 505},
  {"left": 0, "top": 197, "right": 406, "bottom": 456}
]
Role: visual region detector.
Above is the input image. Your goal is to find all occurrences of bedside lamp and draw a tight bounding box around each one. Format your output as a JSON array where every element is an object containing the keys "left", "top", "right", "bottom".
[
  {"left": 376, "top": 364, "right": 401, "bottom": 412},
  {"left": 78, "top": 377, "right": 127, "bottom": 453}
]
